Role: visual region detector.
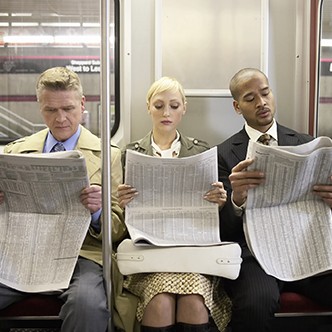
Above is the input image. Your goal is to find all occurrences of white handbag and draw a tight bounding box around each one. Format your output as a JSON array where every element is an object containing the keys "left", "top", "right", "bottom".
[{"left": 116, "top": 239, "right": 242, "bottom": 280}]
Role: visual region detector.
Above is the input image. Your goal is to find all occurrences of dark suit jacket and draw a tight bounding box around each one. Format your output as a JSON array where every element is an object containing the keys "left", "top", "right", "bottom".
[{"left": 217, "top": 123, "right": 313, "bottom": 250}]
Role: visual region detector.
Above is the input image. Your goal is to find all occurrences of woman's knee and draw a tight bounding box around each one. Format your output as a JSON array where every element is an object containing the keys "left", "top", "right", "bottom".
[
  {"left": 142, "top": 293, "right": 176, "bottom": 326},
  {"left": 177, "top": 294, "right": 209, "bottom": 323}
]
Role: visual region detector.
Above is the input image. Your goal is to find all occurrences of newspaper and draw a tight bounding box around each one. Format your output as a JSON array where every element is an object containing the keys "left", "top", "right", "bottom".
[
  {"left": 0, "top": 150, "right": 91, "bottom": 292},
  {"left": 124, "top": 147, "right": 222, "bottom": 246},
  {"left": 244, "top": 136, "right": 332, "bottom": 281}
]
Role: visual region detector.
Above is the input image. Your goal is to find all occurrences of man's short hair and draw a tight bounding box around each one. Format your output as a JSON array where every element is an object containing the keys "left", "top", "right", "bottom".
[{"left": 36, "top": 67, "right": 83, "bottom": 101}]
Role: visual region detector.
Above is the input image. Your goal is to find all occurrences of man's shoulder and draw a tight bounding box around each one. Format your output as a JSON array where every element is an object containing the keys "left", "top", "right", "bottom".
[
  {"left": 78, "top": 126, "right": 101, "bottom": 151},
  {"left": 277, "top": 123, "right": 313, "bottom": 144},
  {"left": 4, "top": 129, "right": 48, "bottom": 153},
  {"left": 4, "top": 137, "right": 26, "bottom": 153},
  {"left": 111, "top": 141, "right": 121, "bottom": 158},
  {"left": 217, "top": 129, "right": 247, "bottom": 150}
]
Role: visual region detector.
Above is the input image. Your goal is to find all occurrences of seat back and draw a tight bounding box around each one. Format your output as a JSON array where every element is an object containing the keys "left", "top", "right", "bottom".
[
  {"left": 272, "top": 292, "right": 332, "bottom": 332},
  {"left": 276, "top": 292, "right": 332, "bottom": 317},
  {"left": 0, "top": 295, "right": 62, "bottom": 330}
]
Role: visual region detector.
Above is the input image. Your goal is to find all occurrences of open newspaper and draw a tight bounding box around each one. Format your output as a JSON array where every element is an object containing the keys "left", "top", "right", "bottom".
[
  {"left": 0, "top": 150, "right": 91, "bottom": 292},
  {"left": 124, "top": 147, "right": 223, "bottom": 246},
  {"left": 245, "top": 136, "right": 332, "bottom": 281}
]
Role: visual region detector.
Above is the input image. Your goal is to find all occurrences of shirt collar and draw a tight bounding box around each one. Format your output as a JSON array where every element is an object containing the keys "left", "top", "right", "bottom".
[
  {"left": 245, "top": 119, "right": 278, "bottom": 143},
  {"left": 44, "top": 126, "right": 81, "bottom": 153},
  {"left": 151, "top": 131, "right": 181, "bottom": 158}
]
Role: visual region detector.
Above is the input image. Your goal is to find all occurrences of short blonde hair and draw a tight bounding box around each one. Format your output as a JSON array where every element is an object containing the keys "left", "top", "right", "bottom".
[
  {"left": 146, "top": 76, "right": 186, "bottom": 105},
  {"left": 36, "top": 67, "right": 83, "bottom": 101}
]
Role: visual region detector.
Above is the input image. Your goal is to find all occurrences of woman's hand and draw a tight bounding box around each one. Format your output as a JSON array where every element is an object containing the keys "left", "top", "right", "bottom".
[
  {"left": 117, "top": 184, "right": 138, "bottom": 209},
  {"left": 203, "top": 181, "right": 227, "bottom": 208}
]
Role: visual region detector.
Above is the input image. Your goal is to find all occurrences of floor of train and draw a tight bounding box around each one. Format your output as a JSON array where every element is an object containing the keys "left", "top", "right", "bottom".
[
  {"left": 9, "top": 330, "right": 59, "bottom": 332},
  {"left": 6, "top": 318, "right": 332, "bottom": 332}
]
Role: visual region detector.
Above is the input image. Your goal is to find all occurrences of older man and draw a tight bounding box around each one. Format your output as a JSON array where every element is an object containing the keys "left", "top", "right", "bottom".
[{"left": 0, "top": 67, "right": 126, "bottom": 332}]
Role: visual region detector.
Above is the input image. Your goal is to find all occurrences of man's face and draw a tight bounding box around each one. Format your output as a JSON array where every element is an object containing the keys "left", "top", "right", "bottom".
[
  {"left": 39, "top": 89, "right": 85, "bottom": 142},
  {"left": 233, "top": 72, "right": 276, "bottom": 132}
]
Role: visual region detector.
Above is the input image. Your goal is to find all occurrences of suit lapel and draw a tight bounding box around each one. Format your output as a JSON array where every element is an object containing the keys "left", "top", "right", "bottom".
[
  {"left": 231, "top": 129, "right": 249, "bottom": 162},
  {"left": 277, "top": 124, "right": 301, "bottom": 146}
]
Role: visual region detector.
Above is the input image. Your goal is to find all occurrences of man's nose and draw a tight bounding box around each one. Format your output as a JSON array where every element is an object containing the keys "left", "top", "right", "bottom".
[
  {"left": 55, "top": 110, "right": 66, "bottom": 122},
  {"left": 256, "top": 95, "right": 266, "bottom": 107}
]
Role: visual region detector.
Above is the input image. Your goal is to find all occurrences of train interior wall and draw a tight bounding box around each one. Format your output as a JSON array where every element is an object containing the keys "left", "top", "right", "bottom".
[
  {"left": 0, "top": 0, "right": 327, "bottom": 150},
  {"left": 116, "top": 0, "right": 312, "bottom": 149}
]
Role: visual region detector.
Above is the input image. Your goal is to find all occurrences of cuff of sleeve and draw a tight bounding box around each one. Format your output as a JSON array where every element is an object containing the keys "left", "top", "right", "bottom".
[
  {"left": 91, "top": 208, "right": 102, "bottom": 232},
  {"left": 231, "top": 192, "right": 246, "bottom": 216}
]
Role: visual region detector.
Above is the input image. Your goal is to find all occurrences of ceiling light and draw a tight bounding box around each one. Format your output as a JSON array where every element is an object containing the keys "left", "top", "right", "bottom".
[
  {"left": 321, "top": 39, "right": 332, "bottom": 47},
  {"left": 11, "top": 22, "right": 39, "bottom": 27},
  {"left": 11, "top": 13, "right": 32, "bottom": 17},
  {"left": 41, "top": 22, "right": 81, "bottom": 27},
  {"left": 82, "top": 23, "right": 100, "bottom": 28},
  {"left": 54, "top": 34, "right": 100, "bottom": 45},
  {"left": 3, "top": 35, "right": 54, "bottom": 44}
]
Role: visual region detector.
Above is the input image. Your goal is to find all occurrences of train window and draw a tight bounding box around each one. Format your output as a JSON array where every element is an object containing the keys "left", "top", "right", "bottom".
[
  {"left": 0, "top": 0, "right": 119, "bottom": 144},
  {"left": 317, "top": 0, "right": 332, "bottom": 137},
  {"left": 156, "top": 0, "right": 268, "bottom": 96}
]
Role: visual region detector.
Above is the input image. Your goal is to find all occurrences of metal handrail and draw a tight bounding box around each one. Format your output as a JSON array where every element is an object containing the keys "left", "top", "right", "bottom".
[
  {"left": 0, "top": 105, "right": 46, "bottom": 135},
  {"left": 100, "top": 0, "right": 113, "bottom": 331}
]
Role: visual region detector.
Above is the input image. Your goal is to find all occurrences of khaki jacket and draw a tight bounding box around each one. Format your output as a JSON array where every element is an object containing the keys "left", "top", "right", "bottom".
[
  {"left": 122, "top": 131, "right": 209, "bottom": 164},
  {"left": 3, "top": 125, "right": 127, "bottom": 265}
]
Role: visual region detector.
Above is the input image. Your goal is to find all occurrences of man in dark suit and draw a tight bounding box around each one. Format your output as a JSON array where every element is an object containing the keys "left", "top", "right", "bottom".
[{"left": 217, "top": 67, "right": 332, "bottom": 332}]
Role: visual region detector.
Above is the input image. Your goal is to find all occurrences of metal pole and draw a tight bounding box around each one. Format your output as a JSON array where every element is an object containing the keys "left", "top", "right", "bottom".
[{"left": 100, "top": 0, "right": 113, "bottom": 330}]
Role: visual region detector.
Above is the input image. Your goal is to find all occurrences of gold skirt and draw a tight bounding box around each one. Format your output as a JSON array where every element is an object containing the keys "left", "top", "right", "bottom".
[{"left": 123, "top": 272, "right": 231, "bottom": 332}]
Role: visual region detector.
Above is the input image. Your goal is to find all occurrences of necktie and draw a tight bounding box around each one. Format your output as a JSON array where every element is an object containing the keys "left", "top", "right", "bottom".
[
  {"left": 50, "top": 142, "right": 66, "bottom": 152},
  {"left": 257, "top": 133, "right": 271, "bottom": 146}
]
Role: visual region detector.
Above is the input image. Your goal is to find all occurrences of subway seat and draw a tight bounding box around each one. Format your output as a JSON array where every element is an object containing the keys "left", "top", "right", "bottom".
[
  {"left": 0, "top": 295, "right": 62, "bottom": 331},
  {"left": 0, "top": 291, "right": 331, "bottom": 331},
  {"left": 277, "top": 291, "right": 332, "bottom": 317}
]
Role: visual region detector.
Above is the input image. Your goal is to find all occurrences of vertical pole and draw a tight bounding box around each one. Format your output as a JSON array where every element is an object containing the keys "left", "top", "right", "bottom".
[{"left": 100, "top": 0, "right": 113, "bottom": 330}]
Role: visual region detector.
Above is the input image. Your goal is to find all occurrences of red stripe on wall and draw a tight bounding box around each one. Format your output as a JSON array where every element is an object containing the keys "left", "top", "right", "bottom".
[{"left": 0, "top": 95, "right": 101, "bottom": 102}]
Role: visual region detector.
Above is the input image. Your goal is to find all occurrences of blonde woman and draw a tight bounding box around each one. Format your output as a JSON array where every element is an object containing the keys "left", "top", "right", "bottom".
[{"left": 117, "top": 77, "right": 231, "bottom": 332}]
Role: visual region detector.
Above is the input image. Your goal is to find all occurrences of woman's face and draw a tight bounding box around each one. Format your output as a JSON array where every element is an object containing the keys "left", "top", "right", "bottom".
[{"left": 148, "top": 90, "right": 186, "bottom": 134}]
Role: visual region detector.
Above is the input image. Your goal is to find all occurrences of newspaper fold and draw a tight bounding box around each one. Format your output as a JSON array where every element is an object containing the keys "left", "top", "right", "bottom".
[
  {"left": 0, "top": 150, "right": 91, "bottom": 292},
  {"left": 124, "top": 147, "right": 222, "bottom": 246},
  {"left": 245, "top": 136, "right": 332, "bottom": 281}
]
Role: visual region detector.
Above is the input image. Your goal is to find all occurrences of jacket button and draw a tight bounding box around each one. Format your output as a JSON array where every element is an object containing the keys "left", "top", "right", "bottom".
[
  {"left": 193, "top": 139, "right": 198, "bottom": 145},
  {"left": 134, "top": 143, "right": 139, "bottom": 149}
]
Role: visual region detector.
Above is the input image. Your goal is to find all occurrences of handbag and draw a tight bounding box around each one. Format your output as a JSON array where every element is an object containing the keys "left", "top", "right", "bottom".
[{"left": 116, "top": 239, "right": 242, "bottom": 280}]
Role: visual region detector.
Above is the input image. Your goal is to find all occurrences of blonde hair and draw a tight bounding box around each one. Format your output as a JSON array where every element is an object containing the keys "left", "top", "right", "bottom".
[
  {"left": 36, "top": 67, "right": 83, "bottom": 101},
  {"left": 146, "top": 76, "right": 186, "bottom": 105}
]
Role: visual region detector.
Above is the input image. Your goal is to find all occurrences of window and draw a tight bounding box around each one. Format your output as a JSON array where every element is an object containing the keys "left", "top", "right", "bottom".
[
  {"left": 317, "top": 0, "right": 332, "bottom": 137},
  {"left": 156, "top": 0, "right": 268, "bottom": 96},
  {"left": 0, "top": 0, "right": 119, "bottom": 143}
]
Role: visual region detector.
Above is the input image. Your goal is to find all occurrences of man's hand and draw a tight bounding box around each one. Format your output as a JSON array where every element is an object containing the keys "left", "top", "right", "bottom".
[
  {"left": 229, "top": 158, "right": 265, "bottom": 207},
  {"left": 313, "top": 176, "right": 332, "bottom": 208},
  {"left": 80, "top": 185, "right": 102, "bottom": 214}
]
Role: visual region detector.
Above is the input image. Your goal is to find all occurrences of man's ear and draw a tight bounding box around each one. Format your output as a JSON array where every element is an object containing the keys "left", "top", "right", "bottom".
[
  {"left": 81, "top": 95, "right": 86, "bottom": 112},
  {"left": 233, "top": 100, "right": 242, "bottom": 115}
]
